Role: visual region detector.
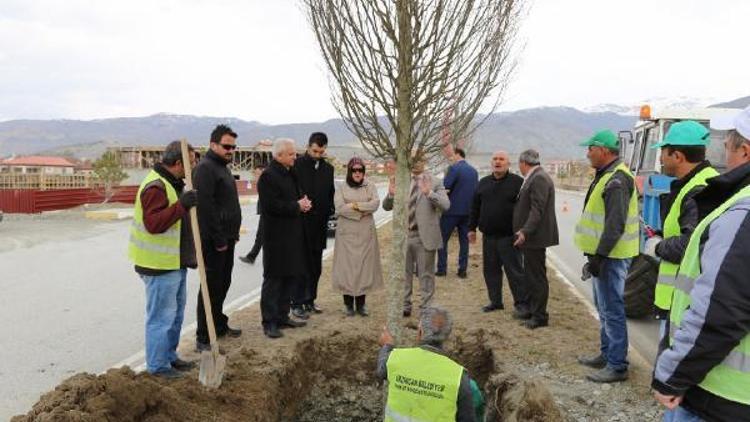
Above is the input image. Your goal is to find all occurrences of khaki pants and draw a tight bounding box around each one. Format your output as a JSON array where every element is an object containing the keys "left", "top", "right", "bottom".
[{"left": 404, "top": 231, "right": 436, "bottom": 313}]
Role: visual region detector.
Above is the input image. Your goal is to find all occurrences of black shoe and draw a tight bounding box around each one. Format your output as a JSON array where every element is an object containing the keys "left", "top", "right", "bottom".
[
  {"left": 304, "top": 303, "right": 323, "bottom": 314},
  {"left": 264, "top": 325, "right": 283, "bottom": 338},
  {"left": 280, "top": 319, "right": 307, "bottom": 328},
  {"left": 345, "top": 306, "right": 355, "bottom": 317},
  {"left": 153, "top": 368, "right": 184, "bottom": 379},
  {"left": 357, "top": 306, "right": 369, "bottom": 317},
  {"left": 512, "top": 310, "right": 532, "bottom": 320},
  {"left": 239, "top": 255, "right": 255, "bottom": 264},
  {"left": 225, "top": 326, "right": 242, "bottom": 338},
  {"left": 403, "top": 309, "right": 412, "bottom": 318},
  {"left": 195, "top": 341, "right": 211, "bottom": 353},
  {"left": 457, "top": 270, "right": 467, "bottom": 279},
  {"left": 171, "top": 358, "right": 196, "bottom": 372},
  {"left": 586, "top": 367, "right": 628, "bottom": 383},
  {"left": 482, "top": 303, "right": 504, "bottom": 313},
  {"left": 435, "top": 271, "right": 447, "bottom": 277},
  {"left": 522, "top": 319, "right": 548, "bottom": 330},
  {"left": 577, "top": 354, "right": 607, "bottom": 369},
  {"left": 291, "top": 307, "right": 309, "bottom": 320}
]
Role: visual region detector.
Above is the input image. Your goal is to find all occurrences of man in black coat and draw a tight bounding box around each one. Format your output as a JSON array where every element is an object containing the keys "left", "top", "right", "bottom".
[
  {"left": 512, "top": 149, "right": 559, "bottom": 330},
  {"left": 194, "top": 124, "right": 243, "bottom": 351},
  {"left": 292, "top": 132, "right": 335, "bottom": 317},
  {"left": 258, "top": 138, "right": 311, "bottom": 338}
]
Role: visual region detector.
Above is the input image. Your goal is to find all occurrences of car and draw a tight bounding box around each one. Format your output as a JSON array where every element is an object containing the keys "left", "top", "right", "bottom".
[{"left": 327, "top": 214, "right": 337, "bottom": 237}]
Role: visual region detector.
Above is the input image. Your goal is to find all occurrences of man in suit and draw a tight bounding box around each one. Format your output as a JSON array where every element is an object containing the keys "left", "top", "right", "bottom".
[
  {"left": 383, "top": 155, "right": 450, "bottom": 317},
  {"left": 513, "top": 149, "right": 559, "bottom": 329},
  {"left": 292, "top": 132, "right": 335, "bottom": 318},
  {"left": 437, "top": 148, "right": 479, "bottom": 279},
  {"left": 257, "top": 138, "right": 310, "bottom": 338}
]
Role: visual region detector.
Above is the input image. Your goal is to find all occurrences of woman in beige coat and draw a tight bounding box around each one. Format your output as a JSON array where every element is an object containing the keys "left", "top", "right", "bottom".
[{"left": 332, "top": 158, "right": 384, "bottom": 316}]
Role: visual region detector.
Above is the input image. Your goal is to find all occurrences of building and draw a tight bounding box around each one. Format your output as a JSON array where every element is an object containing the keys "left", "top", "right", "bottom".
[{"left": 0, "top": 156, "right": 77, "bottom": 175}]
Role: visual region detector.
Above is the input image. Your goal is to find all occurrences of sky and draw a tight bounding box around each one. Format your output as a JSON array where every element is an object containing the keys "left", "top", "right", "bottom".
[{"left": 0, "top": 0, "right": 748, "bottom": 124}]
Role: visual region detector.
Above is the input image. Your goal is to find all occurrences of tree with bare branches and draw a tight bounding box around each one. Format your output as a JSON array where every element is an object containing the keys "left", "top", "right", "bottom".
[{"left": 304, "top": 0, "right": 524, "bottom": 341}]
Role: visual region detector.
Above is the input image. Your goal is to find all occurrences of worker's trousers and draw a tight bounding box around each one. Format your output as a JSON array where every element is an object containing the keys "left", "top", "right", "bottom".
[{"left": 140, "top": 269, "right": 187, "bottom": 374}]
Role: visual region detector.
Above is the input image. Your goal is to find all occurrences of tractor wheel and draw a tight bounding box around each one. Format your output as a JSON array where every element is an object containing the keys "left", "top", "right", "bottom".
[{"left": 624, "top": 254, "right": 658, "bottom": 319}]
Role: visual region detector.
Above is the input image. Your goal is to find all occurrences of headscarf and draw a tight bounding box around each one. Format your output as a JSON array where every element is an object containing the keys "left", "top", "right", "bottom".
[{"left": 346, "top": 157, "right": 366, "bottom": 188}]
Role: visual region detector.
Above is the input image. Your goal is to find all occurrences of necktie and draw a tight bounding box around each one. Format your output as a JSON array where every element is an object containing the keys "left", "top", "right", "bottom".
[{"left": 408, "top": 176, "right": 419, "bottom": 231}]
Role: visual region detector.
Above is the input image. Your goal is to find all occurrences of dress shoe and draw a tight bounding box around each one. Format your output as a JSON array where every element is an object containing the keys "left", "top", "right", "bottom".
[
  {"left": 482, "top": 304, "right": 504, "bottom": 313},
  {"left": 280, "top": 319, "right": 307, "bottom": 328},
  {"left": 586, "top": 367, "right": 628, "bottom": 383},
  {"left": 522, "top": 319, "right": 548, "bottom": 330},
  {"left": 264, "top": 325, "right": 283, "bottom": 338},
  {"left": 577, "top": 354, "right": 607, "bottom": 369},
  {"left": 435, "top": 270, "right": 447, "bottom": 277},
  {"left": 171, "top": 358, "right": 196, "bottom": 372},
  {"left": 357, "top": 306, "right": 369, "bottom": 317},
  {"left": 345, "top": 306, "right": 355, "bottom": 317},
  {"left": 403, "top": 309, "right": 412, "bottom": 317},
  {"left": 305, "top": 303, "right": 323, "bottom": 314},
  {"left": 224, "top": 326, "right": 242, "bottom": 338},
  {"left": 291, "top": 307, "right": 309, "bottom": 320},
  {"left": 512, "top": 310, "right": 532, "bottom": 320},
  {"left": 457, "top": 270, "right": 467, "bottom": 279},
  {"left": 153, "top": 368, "right": 184, "bottom": 379}
]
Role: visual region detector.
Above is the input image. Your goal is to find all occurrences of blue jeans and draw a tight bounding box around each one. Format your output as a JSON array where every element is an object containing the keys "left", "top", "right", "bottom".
[
  {"left": 141, "top": 269, "right": 187, "bottom": 374},
  {"left": 663, "top": 406, "right": 704, "bottom": 422},
  {"left": 437, "top": 215, "right": 469, "bottom": 273},
  {"left": 592, "top": 257, "right": 631, "bottom": 372}
]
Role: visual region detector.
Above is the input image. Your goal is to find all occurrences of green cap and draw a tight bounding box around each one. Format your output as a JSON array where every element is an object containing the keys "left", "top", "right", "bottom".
[
  {"left": 580, "top": 130, "right": 619, "bottom": 149},
  {"left": 651, "top": 120, "right": 710, "bottom": 149}
]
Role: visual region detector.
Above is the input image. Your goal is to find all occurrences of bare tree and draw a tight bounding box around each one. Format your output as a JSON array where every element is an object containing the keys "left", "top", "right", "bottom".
[{"left": 304, "top": 0, "right": 524, "bottom": 341}]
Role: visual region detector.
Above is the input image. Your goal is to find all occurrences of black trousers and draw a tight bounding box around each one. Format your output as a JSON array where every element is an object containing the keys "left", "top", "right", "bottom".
[
  {"left": 261, "top": 276, "right": 293, "bottom": 328},
  {"left": 524, "top": 248, "right": 549, "bottom": 322},
  {"left": 293, "top": 247, "right": 324, "bottom": 307},
  {"left": 482, "top": 235, "right": 529, "bottom": 311},
  {"left": 246, "top": 217, "right": 263, "bottom": 259},
  {"left": 196, "top": 242, "right": 235, "bottom": 344}
]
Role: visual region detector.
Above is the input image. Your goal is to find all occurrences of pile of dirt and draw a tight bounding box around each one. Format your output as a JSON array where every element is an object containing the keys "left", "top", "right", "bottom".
[{"left": 15, "top": 224, "right": 661, "bottom": 421}]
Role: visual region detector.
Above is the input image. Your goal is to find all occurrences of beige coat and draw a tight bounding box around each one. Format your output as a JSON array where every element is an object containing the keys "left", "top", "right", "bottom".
[{"left": 332, "top": 180, "right": 384, "bottom": 296}]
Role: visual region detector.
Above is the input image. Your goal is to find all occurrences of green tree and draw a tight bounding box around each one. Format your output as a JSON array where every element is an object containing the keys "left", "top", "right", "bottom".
[{"left": 93, "top": 151, "right": 128, "bottom": 202}]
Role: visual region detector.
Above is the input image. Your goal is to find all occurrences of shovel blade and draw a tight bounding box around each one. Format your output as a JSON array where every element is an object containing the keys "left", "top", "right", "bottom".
[{"left": 199, "top": 351, "right": 227, "bottom": 388}]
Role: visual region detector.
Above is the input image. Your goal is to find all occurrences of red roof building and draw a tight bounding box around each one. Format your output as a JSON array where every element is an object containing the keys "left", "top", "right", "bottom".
[{"left": 0, "top": 156, "right": 77, "bottom": 175}]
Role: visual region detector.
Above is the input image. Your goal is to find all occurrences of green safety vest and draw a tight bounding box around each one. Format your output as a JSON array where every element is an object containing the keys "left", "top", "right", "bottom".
[
  {"left": 127, "top": 170, "right": 181, "bottom": 270},
  {"left": 654, "top": 166, "right": 718, "bottom": 311},
  {"left": 669, "top": 185, "right": 750, "bottom": 404},
  {"left": 574, "top": 163, "right": 639, "bottom": 259},
  {"left": 385, "top": 347, "right": 463, "bottom": 422}
]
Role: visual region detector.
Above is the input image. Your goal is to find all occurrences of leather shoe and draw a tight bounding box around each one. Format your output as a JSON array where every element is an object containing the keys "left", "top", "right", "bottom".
[
  {"left": 512, "top": 310, "right": 532, "bottom": 320},
  {"left": 357, "top": 306, "right": 369, "bottom": 317},
  {"left": 224, "top": 326, "right": 242, "bottom": 338},
  {"left": 457, "top": 270, "right": 467, "bottom": 279},
  {"left": 435, "top": 271, "right": 446, "bottom": 277},
  {"left": 171, "top": 358, "right": 196, "bottom": 372},
  {"left": 577, "top": 354, "right": 607, "bottom": 369},
  {"left": 482, "top": 303, "right": 504, "bottom": 313},
  {"left": 345, "top": 307, "right": 355, "bottom": 317},
  {"left": 291, "top": 307, "right": 309, "bottom": 320},
  {"left": 586, "top": 367, "right": 628, "bottom": 383},
  {"left": 280, "top": 319, "right": 307, "bottom": 329},
  {"left": 522, "top": 319, "right": 548, "bottom": 330},
  {"left": 403, "top": 309, "right": 411, "bottom": 317},
  {"left": 264, "top": 325, "right": 283, "bottom": 338},
  {"left": 305, "top": 303, "right": 323, "bottom": 314},
  {"left": 153, "top": 368, "right": 184, "bottom": 379}
]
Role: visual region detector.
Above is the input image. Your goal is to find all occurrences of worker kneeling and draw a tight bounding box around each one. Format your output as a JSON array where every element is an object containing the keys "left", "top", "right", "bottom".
[{"left": 377, "top": 307, "right": 483, "bottom": 422}]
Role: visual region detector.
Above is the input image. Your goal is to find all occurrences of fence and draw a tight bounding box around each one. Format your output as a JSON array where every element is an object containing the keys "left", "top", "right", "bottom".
[
  {"left": 0, "top": 173, "right": 97, "bottom": 190},
  {"left": 0, "top": 186, "right": 138, "bottom": 214}
]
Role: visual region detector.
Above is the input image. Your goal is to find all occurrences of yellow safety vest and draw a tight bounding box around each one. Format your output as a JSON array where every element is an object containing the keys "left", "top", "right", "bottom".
[
  {"left": 654, "top": 166, "right": 718, "bottom": 311},
  {"left": 128, "top": 170, "right": 181, "bottom": 270},
  {"left": 669, "top": 185, "right": 750, "bottom": 404},
  {"left": 385, "top": 347, "right": 463, "bottom": 422},
  {"left": 574, "top": 163, "right": 639, "bottom": 258}
]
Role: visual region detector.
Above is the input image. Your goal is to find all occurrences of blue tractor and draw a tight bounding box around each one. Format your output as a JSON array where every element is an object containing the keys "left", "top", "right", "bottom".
[{"left": 618, "top": 105, "right": 737, "bottom": 318}]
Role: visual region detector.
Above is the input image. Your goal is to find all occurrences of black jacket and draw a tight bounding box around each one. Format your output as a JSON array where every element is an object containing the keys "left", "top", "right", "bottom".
[
  {"left": 194, "top": 150, "right": 242, "bottom": 249},
  {"left": 258, "top": 160, "right": 309, "bottom": 277},
  {"left": 469, "top": 172, "right": 522, "bottom": 237},
  {"left": 294, "top": 154, "right": 335, "bottom": 250},
  {"left": 583, "top": 159, "right": 635, "bottom": 257}
]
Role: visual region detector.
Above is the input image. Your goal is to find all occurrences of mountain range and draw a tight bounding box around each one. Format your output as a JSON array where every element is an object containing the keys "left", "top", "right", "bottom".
[{"left": 1, "top": 96, "right": 747, "bottom": 161}]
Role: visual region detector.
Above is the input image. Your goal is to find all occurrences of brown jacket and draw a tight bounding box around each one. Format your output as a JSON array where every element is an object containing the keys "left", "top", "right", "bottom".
[{"left": 512, "top": 166, "right": 559, "bottom": 249}]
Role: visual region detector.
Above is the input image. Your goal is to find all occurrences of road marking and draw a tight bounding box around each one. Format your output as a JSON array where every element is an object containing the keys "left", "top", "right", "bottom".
[{"left": 110, "top": 213, "right": 394, "bottom": 373}]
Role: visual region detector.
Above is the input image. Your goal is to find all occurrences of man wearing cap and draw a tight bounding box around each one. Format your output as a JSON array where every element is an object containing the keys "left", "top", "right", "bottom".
[
  {"left": 643, "top": 121, "right": 718, "bottom": 348},
  {"left": 574, "top": 130, "right": 639, "bottom": 383},
  {"left": 652, "top": 106, "right": 750, "bottom": 421}
]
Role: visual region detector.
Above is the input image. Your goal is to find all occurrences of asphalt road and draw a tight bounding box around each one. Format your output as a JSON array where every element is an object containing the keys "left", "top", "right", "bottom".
[
  {"left": 550, "top": 189, "right": 659, "bottom": 366},
  {"left": 0, "top": 188, "right": 389, "bottom": 420}
]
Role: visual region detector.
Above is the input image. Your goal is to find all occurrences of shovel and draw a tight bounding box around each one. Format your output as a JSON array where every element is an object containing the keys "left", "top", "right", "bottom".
[{"left": 180, "top": 139, "right": 226, "bottom": 388}]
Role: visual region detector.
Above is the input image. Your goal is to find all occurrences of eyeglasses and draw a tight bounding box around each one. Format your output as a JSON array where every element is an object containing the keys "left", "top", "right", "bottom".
[
  {"left": 220, "top": 144, "right": 237, "bottom": 151},
  {"left": 351, "top": 167, "right": 365, "bottom": 173}
]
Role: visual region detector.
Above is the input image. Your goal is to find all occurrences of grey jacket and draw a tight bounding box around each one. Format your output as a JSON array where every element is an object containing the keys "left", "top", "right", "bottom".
[
  {"left": 383, "top": 173, "right": 450, "bottom": 250},
  {"left": 513, "top": 166, "right": 559, "bottom": 249},
  {"left": 376, "top": 344, "right": 476, "bottom": 422}
]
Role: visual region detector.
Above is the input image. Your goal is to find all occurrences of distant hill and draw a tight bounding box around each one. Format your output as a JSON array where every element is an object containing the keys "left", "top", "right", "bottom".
[{"left": 0, "top": 108, "right": 639, "bottom": 160}]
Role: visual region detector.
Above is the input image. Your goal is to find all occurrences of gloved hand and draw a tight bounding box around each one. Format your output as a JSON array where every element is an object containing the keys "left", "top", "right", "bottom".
[
  {"left": 179, "top": 189, "right": 198, "bottom": 210},
  {"left": 588, "top": 254, "right": 604, "bottom": 278},
  {"left": 581, "top": 262, "right": 591, "bottom": 281},
  {"left": 644, "top": 236, "right": 662, "bottom": 259}
]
